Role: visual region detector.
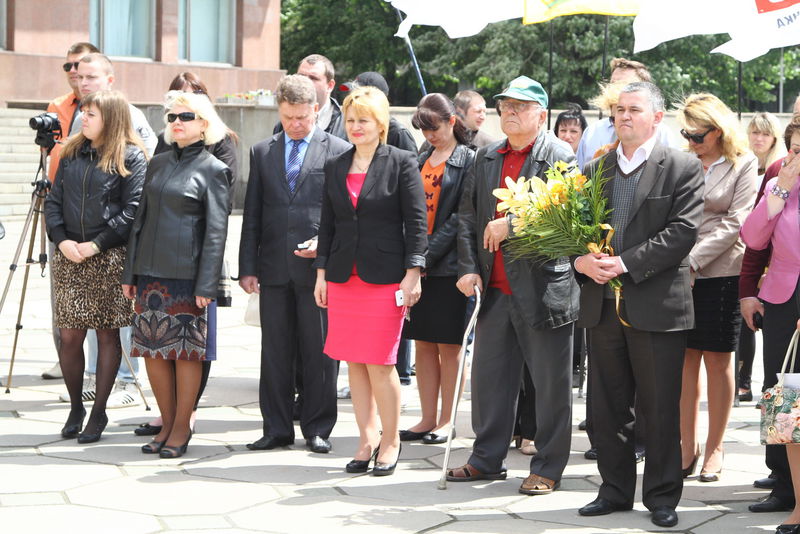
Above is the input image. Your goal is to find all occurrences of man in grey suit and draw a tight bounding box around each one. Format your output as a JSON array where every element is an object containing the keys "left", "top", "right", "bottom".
[
  {"left": 574, "top": 82, "right": 704, "bottom": 528},
  {"left": 239, "top": 75, "right": 351, "bottom": 453},
  {"left": 449, "top": 76, "right": 578, "bottom": 495}
]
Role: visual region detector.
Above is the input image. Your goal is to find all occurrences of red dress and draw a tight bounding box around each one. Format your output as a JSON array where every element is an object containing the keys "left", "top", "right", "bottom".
[{"left": 323, "top": 172, "right": 405, "bottom": 365}]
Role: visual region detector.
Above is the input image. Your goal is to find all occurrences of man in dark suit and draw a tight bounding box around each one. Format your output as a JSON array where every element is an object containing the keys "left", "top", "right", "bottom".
[
  {"left": 574, "top": 82, "right": 704, "bottom": 528},
  {"left": 239, "top": 74, "right": 351, "bottom": 453},
  {"left": 449, "top": 76, "right": 579, "bottom": 495}
]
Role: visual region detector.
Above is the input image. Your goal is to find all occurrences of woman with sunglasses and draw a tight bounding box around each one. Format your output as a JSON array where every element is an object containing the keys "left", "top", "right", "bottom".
[
  {"left": 675, "top": 93, "right": 758, "bottom": 481},
  {"left": 133, "top": 72, "right": 239, "bottom": 440},
  {"left": 122, "top": 91, "right": 230, "bottom": 458},
  {"left": 44, "top": 89, "right": 147, "bottom": 442}
]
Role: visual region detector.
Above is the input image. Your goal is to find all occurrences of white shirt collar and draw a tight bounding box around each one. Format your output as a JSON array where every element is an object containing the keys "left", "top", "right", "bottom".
[{"left": 616, "top": 132, "right": 659, "bottom": 174}]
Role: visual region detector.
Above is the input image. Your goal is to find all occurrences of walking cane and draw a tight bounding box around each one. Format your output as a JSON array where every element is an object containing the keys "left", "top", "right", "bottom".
[
  {"left": 438, "top": 285, "right": 482, "bottom": 490},
  {"left": 119, "top": 338, "right": 150, "bottom": 411}
]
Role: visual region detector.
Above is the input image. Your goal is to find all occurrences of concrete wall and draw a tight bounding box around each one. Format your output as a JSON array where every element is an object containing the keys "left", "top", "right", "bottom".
[{"left": 0, "top": 0, "right": 283, "bottom": 105}]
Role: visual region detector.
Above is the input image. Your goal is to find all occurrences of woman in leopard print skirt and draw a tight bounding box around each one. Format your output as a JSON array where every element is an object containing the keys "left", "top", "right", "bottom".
[{"left": 44, "top": 89, "right": 147, "bottom": 443}]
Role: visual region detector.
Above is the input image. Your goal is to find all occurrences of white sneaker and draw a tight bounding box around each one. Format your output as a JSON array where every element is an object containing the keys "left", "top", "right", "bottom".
[
  {"left": 42, "top": 362, "right": 63, "bottom": 379},
  {"left": 59, "top": 374, "right": 96, "bottom": 403},
  {"left": 106, "top": 380, "right": 142, "bottom": 409}
]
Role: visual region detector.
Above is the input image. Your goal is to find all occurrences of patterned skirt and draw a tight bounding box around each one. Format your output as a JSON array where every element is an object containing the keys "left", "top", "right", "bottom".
[
  {"left": 52, "top": 246, "right": 133, "bottom": 330},
  {"left": 130, "top": 275, "right": 213, "bottom": 361}
]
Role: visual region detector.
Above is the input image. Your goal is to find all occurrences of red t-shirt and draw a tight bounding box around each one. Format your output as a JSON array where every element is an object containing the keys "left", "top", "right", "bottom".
[{"left": 488, "top": 140, "right": 534, "bottom": 295}]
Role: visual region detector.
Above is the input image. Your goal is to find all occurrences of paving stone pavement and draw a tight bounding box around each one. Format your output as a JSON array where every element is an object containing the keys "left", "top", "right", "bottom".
[{"left": 0, "top": 215, "right": 784, "bottom": 533}]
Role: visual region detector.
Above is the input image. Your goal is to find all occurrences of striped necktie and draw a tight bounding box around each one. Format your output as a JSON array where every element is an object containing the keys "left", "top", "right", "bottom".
[{"left": 286, "top": 139, "right": 302, "bottom": 193}]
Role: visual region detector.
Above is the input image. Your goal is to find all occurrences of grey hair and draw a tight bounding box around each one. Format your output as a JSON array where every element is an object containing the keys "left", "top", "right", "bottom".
[
  {"left": 275, "top": 74, "right": 317, "bottom": 106},
  {"left": 620, "top": 82, "right": 665, "bottom": 112}
]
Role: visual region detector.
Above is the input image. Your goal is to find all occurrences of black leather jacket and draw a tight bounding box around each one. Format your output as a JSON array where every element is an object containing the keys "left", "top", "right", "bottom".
[
  {"left": 122, "top": 141, "right": 230, "bottom": 298},
  {"left": 45, "top": 140, "right": 146, "bottom": 251},
  {"left": 419, "top": 143, "right": 475, "bottom": 277}
]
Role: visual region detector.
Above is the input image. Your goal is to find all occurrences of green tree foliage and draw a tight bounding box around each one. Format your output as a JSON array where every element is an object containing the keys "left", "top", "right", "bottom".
[{"left": 281, "top": 0, "right": 799, "bottom": 112}]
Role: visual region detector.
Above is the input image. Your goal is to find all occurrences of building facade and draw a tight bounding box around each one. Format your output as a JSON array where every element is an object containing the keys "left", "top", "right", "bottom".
[{"left": 0, "top": 0, "right": 283, "bottom": 105}]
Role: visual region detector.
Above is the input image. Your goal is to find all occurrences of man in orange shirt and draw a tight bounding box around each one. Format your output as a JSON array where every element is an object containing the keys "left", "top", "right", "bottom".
[{"left": 40, "top": 42, "right": 100, "bottom": 381}]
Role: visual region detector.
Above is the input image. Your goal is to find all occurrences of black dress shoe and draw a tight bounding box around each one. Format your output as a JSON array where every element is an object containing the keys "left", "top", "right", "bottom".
[
  {"left": 141, "top": 440, "right": 165, "bottom": 454},
  {"left": 584, "top": 447, "right": 598, "bottom": 460},
  {"left": 422, "top": 430, "right": 453, "bottom": 444},
  {"left": 346, "top": 447, "right": 379, "bottom": 473},
  {"left": 651, "top": 506, "right": 678, "bottom": 527},
  {"left": 61, "top": 407, "right": 86, "bottom": 439},
  {"left": 578, "top": 497, "right": 632, "bottom": 516},
  {"left": 749, "top": 495, "right": 795, "bottom": 513},
  {"left": 634, "top": 448, "right": 646, "bottom": 463},
  {"left": 578, "top": 419, "right": 587, "bottom": 431},
  {"left": 739, "top": 389, "right": 753, "bottom": 402},
  {"left": 247, "top": 435, "right": 294, "bottom": 450},
  {"left": 306, "top": 436, "right": 331, "bottom": 453},
  {"left": 372, "top": 444, "right": 401, "bottom": 476},
  {"left": 134, "top": 422, "right": 162, "bottom": 436},
  {"left": 399, "top": 428, "right": 433, "bottom": 441},
  {"left": 754, "top": 476, "right": 777, "bottom": 489},
  {"left": 160, "top": 431, "right": 192, "bottom": 459},
  {"left": 776, "top": 524, "right": 800, "bottom": 534},
  {"left": 77, "top": 413, "right": 108, "bottom": 444}
]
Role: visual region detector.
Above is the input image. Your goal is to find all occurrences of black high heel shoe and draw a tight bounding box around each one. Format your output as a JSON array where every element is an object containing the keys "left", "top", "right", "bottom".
[
  {"left": 141, "top": 440, "right": 166, "bottom": 454},
  {"left": 372, "top": 444, "right": 401, "bottom": 477},
  {"left": 61, "top": 407, "right": 86, "bottom": 439},
  {"left": 682, "top": 448, "right": 700, "bottom": 478},
  {"left": 346, "top": 446, "right": 379, "bottom": 473},
  {"left": 159, "top": 431, "right": 192, "bottom": 459},
  {"left": 77, "top": 413, "right": 108, "bottom": 444}
]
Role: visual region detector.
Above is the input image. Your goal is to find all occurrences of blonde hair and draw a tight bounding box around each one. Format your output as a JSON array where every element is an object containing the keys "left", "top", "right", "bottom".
[
  {"left": 60, "top": 90, "right": 146, "bottom": 176},
  {"left": 163, "top": 90, "right": 227, "bottom": 145},
  {"left": 342, "top": 86, "right": 389, "bottom": 144},
  {"left": 590, "top": 81, "right": 627, "bottom": 112},
  {"left": 748, "top": 112, "right": 786, "bottom": 170},
  {"left": 676, "top": 93, "right": 750, "bottom": 165}
]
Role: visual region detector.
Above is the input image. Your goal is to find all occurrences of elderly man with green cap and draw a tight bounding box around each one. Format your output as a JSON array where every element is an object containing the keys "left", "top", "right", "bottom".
[{"left": 451, "top": 76, "right": 578, "bottom": 495}]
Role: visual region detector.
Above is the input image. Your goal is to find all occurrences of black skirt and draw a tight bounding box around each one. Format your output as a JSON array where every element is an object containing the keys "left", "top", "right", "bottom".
[
  {"left": 686, "top": 276, "right": 741, "bottom": 352},
  {"left": 403, "top": 276, "right": 467, "bottom": 345}
]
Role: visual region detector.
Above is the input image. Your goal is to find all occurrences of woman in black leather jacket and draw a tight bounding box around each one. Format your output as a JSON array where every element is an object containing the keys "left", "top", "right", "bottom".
[
  {"left": 45, "top": 89, "right": 147, "bottom": 443},
  {"left": 134, "top": 71, "right": 239, "bottom": 440},
  {"left": 122, "top": 90, "right": 230, "bottom": 458},
  {"left": 399, "top": 93, "right": 475, "bottom": 445}
]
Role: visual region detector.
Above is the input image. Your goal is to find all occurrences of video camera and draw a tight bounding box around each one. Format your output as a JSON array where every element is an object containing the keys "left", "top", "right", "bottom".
[{"left": 29, "top": 112, "right": 61, "bottom": 152}]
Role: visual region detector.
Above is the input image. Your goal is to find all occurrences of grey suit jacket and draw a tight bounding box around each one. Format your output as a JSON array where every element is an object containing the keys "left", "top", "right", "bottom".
[
  {"left": 239, "top": 128, "right": 351, "bottom": 287},
  {"left": 457, "top": 130, "right": 579, "bottom": 330},
  {"left": 576, "top": 143, "right": 705, "bottom": 332}
]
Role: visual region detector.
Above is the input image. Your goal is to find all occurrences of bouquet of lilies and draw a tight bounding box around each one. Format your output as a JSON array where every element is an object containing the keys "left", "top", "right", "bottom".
[{"left": 492, "top": 160, "right": 620, "bottom": 290}]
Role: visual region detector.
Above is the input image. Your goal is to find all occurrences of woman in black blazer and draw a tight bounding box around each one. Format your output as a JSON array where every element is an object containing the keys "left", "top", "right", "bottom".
[
  {"left": 314, "top": 86, "right": 427, "bottom": 476},
  {"left": 399, "top": 93, "right": 474, "bottom": 445}
]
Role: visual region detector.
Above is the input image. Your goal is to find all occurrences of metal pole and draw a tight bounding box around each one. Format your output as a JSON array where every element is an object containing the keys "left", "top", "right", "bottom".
[
  {"left": 548, "top": 21, "right": 554, "bottom": 130},
  {"left": 779, "top": 47, "right": 785, "bottom": 113},
  {"left": 394, "top": 8, "right": 427, "bottom": 97},
  {"left": 738, "top": 61, "right": 743, "bottom": 121}
]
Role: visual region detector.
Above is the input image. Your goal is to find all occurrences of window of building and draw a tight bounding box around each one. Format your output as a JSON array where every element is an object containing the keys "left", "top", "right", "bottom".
[
  {"left": 0, "top": 0, "right": 7, "bottom": 50},
  {"left": 178, "top": 0, "right": 236, "bottom": 64},
  {"left": 90, "top": 0, "right": 155, "bottom": 59}
]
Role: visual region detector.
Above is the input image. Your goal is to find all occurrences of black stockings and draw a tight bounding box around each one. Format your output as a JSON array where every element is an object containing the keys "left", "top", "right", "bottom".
[{"left": 58, "top": 328, "right": 121, "bottom": 432}]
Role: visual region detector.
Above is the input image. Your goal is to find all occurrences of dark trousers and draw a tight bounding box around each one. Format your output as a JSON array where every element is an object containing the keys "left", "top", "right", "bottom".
[
  {"left": 259, "top": 283, "right": 337, "bottom": 439},
  {"left": 762, "top": 281, "right": 800, "bottom": 504},
  {"left": 514, "top": 363, "right": 536, "bottom": 440},
  {"left": 589, "top": 299, "right": 686, "bottom": 510},
  {"left": 468, "top": 289, "right": 573, "bottom": 481},
  {"left": 737, "top": 326, "right": 756, "bottom": 390}
]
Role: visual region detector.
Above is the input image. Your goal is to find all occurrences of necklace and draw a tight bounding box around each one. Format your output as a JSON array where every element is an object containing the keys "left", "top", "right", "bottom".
[{"left": 353, "top": 157, "right": 371, "bottom": 173}]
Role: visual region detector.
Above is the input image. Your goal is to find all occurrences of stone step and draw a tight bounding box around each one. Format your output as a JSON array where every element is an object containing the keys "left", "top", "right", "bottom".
[
  {"left": 0, "top": 152, "right": 41, "bottom": 163},
  {"left": 0, "top": 108, "right": 47, "bottom": 119},
  {"left": 0, "top": 204, "right": 32, "bottom": 216},
  {"left": 0, "top": 193, "right": 32, "bottom": 205},
  {"left": 0, "top": 125, "right": 36, "bottom": 136},
  {"left": 0, "top": 161, "right": 43, "bottom": 173},
  {"left": 0, "top": 173, "right": 42, "bottom": 183},
  {"left": 4, "top": 144, "right": 42, "bottom": 154},
  {"left": 0, "top": 183, "right": 32, "bottom": 194},
  {"left": 0, "top": 135, "right": 38, "bottom": 145}
]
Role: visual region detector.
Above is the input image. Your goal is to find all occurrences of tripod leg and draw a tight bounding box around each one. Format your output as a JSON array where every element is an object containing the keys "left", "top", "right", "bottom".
[
  {"left": 120, "top": 339, "right": 151, "bottom": 411},
  {"left": 0, "top": 196, "right": 39, "bottom": 318},
  {"left": 4, "top": 196, "right": 45, "bottom": 392}
]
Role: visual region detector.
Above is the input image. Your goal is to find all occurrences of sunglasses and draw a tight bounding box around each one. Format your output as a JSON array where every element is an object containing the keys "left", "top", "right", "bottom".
[
  {"left": 680, "top": 128, "right": 714, "bottom": 144},
  {"left": 167, "top": 112, "right": 198, "bottom": 123},
  {"left": 62, "top": 61, "right": 81, "bottom": 72}
]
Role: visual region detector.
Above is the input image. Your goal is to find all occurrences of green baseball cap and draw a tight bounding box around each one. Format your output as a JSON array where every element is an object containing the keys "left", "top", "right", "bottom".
[{"left": 494, "top": 76, "right": 548, "bottom": 108}]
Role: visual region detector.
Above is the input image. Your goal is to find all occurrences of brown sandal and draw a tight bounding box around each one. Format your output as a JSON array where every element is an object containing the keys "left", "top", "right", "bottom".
[
  {"left": 446, "top": 463, "right": 507, "bottom": 482},
  {"left": 519, "top": 473, "right": 560, "bottom": 495}
]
